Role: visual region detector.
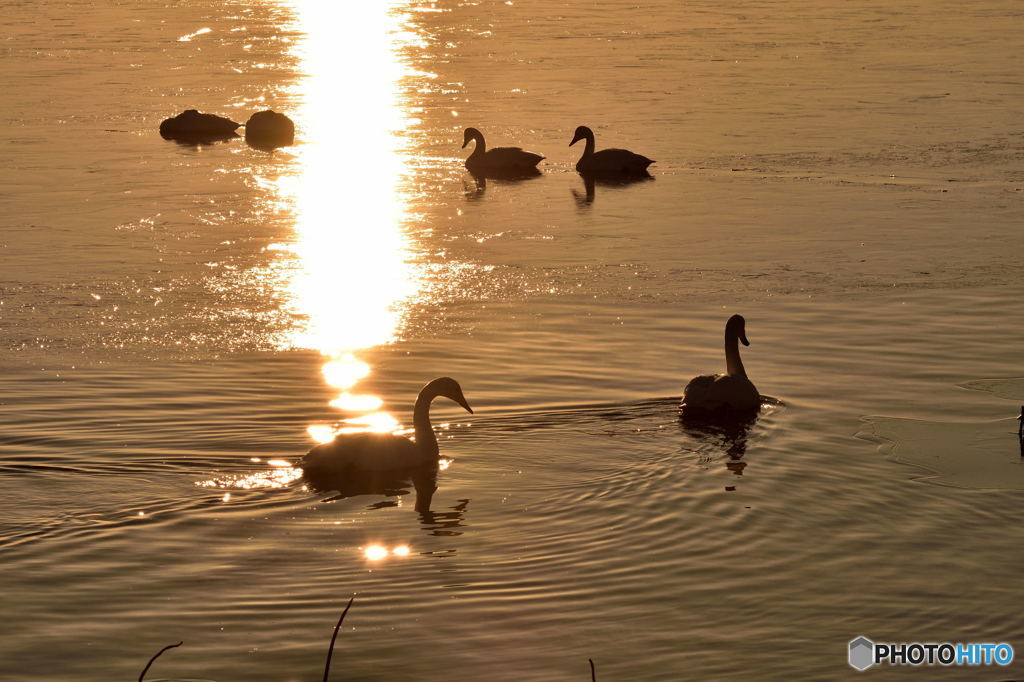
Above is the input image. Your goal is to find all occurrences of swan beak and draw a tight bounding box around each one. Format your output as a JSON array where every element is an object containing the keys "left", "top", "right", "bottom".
[
  {"left": 740, "top": 331, "right": 750, "bottom": 346},
  {"left": 461, "top": 138, "right": 469, "bottom": 149},
  {"left": 451, "top": 389, "right": 474, "bottom": 414},
  {"left": 569, "top": 134, "right": 582, "bottom": 147}
]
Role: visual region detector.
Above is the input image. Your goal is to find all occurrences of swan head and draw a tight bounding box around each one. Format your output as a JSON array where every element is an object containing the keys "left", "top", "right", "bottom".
[
  {"left": 424, "top": 376, "right": 474, "bottom": 414},
  {"left": 726, "top": 314, "right": 750, "bottom": 346},
  {"left": 569, "top": 126, "right": 593, "bottom": 147},
  {"left": 462, "top": 127, "right": 482, "bottom": 149}
]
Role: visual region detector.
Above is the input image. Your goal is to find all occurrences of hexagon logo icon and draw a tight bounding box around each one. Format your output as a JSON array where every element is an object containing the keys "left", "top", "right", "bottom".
[{"left": 849, "top": 636, "right": 875, "bottom": 671}]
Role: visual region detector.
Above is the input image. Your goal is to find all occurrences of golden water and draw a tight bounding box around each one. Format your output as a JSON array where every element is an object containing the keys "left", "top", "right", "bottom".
[{"left": 1, "top": 0, "right": 1023, "bottom": 679}]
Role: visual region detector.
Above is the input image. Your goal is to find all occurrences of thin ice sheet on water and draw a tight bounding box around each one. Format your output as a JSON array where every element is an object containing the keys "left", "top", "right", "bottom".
[
  {"left": 959, "top": 377, "right": 1024, "bottom": 402},
  {"left": 857, "top": 415, "right": 1024, "bottom": 490}
]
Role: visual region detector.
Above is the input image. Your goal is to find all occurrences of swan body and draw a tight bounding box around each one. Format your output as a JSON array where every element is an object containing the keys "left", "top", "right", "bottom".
[
  {"left": 300, "top": 377, "right": 473, "bottom": 482},
  {"left": 569, "top": 125, "right": 654, "bottom": 175},
  {"left": 462, "top": 127, "right": 544, "bottom": 173},
  {"left": 681, "top": 315, "right": 760, "bottom": 412},
  {"left": 159, "top": 109, "right": 240, "bottom": 141}
]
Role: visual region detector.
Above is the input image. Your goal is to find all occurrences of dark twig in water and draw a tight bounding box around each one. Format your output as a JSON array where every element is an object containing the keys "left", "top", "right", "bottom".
[
  {"left": 589, "top": 658, "right": 596, "bottom": 681},
  {"left": 139, "top": 641, "right": 183, "bottom": 682},
  {"left": 323, "top": 597, "right": 355, "bottom": 682}
]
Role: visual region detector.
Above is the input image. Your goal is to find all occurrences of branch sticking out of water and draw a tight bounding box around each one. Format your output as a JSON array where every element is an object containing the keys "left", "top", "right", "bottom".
[
  {"left": 589, "top": 658, "right": 596, "bottom": 681},
  {"left": 323, "top": 597, "right": 355, "bottom": 682},
  {"left": 139, "top": 641, "right": 183, "bottom": 682}
]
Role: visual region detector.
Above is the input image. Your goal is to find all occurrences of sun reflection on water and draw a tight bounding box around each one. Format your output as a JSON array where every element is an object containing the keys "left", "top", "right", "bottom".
[
  {"left": 330, "top": 393, "right": 384, "bottom": 412},
  {"left": 198, "top": 466, "right": 303, "bottom": 491},
  {"left": 363, "top": 544, "right": 413, "bottom": 561},
  {"left": 364, "top": 544, "right": 390, "bottom": 561},
  {"left": 275, "top": 2, "right": 427, "bottom": 442}
]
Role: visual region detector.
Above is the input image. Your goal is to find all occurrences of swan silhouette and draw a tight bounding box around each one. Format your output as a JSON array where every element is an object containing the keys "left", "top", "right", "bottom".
[
  {"left": 569, "top": 125, "right": 654, "bottom": 175},
  {"left": 462, "top": 127, "right": 544, "bottom": 174},
  {"left": 300, "top": 377, "right": 473, "bottom": 482},
  {"left": 681, "top": 315, "right": 761, "bottom": 413}
]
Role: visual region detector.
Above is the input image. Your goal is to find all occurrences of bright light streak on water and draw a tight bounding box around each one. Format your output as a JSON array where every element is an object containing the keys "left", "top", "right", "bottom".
[{"left": 274, "top": 3, "right": 427, "bottom": 438}]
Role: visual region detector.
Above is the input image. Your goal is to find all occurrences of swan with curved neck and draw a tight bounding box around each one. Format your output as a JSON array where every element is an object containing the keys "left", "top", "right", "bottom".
[
  {"left": 300, "top": 377, "right": 473, "bottom": 480},
  {"left": 462, "top": 127, "right": 544, "bottom": 174},
  {"left": 681, "top": 315, "right": 760, "bottom": 412},
  {"left": 569, "top": 125, "right": 654, "bottom": 175}
]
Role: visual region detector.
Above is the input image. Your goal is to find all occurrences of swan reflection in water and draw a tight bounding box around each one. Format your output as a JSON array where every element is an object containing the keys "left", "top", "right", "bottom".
[
  {"left": 463, "top": 168, "right": 542, "bottom": 201},
  {"left": 679, "top": 396, "right": 782, "bottom": 485},
  {"left": 245, "top": 136, "right": 292, "bottom": 153},
  {"left": 572, "top": 172, "right": 653, "bottom": 207},
  {"left": 162, "top": 132, "right": 239, "bottom": 148},
  {"left": 305, "top": 462, "right": 470, "bottom": 535},
  {"left": 420, "top": 498, "right": 470, "bottom": 536},
  {"left": 305, "top": 460, "right": 441, "bottom": 513},
  {"left": 680, "top": 407, "right": 756, "bottom": 476}
]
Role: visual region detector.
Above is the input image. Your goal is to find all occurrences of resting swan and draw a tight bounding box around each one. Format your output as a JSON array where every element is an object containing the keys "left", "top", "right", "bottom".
[
  {"left": 569, "top": 125, "right": 654, "bottom": 175},
  {"left": 681, "top": 315, "right": 761, "bottom": 413},
  {"left": 300, "top": 377, "right": 473, "bottom": 481},
  {"left": 462, "top": 127, "right": 544, "bottom": 173}
]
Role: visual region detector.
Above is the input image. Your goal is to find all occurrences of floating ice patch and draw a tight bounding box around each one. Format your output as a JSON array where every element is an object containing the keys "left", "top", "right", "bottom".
[
  {"left": 959, "top": 377, "right": 1024, "bottom": 402},
  {"left": 857, "top": 416, "right": 1024, "bottom": 490}
]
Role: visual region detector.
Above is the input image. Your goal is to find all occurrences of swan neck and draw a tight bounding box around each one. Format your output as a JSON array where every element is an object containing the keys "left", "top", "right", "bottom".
[
  {"left": 725, "top": 328, "right": 747, "bottom": 377},
  {"left": 582, "top": 132, "right": 595, "bottom": 158},
  {"left": 413, "top": 392, "right": 439, "bottom": 459},
  {"left": 469, "top": 130, "right": 486, "bottom": 156}
]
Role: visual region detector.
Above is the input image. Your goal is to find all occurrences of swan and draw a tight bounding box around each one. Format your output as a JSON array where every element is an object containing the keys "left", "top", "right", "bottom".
[
  {"left": 569, "top": 125, "right": 654, "bottom": 175},
  {"left": 681, "top": 315, "right": 761, "bottom": 413},
  {"left": 300, "top": 377, "right": 473, "bottom": 481},
  {"left": 462, "top": 127, "right": 544, "bottom": 173}
]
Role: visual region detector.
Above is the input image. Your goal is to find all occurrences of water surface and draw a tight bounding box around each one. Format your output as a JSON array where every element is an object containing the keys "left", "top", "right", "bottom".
[{"left": 2, "top": 0, "right": 1024, "bottom": 679}]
